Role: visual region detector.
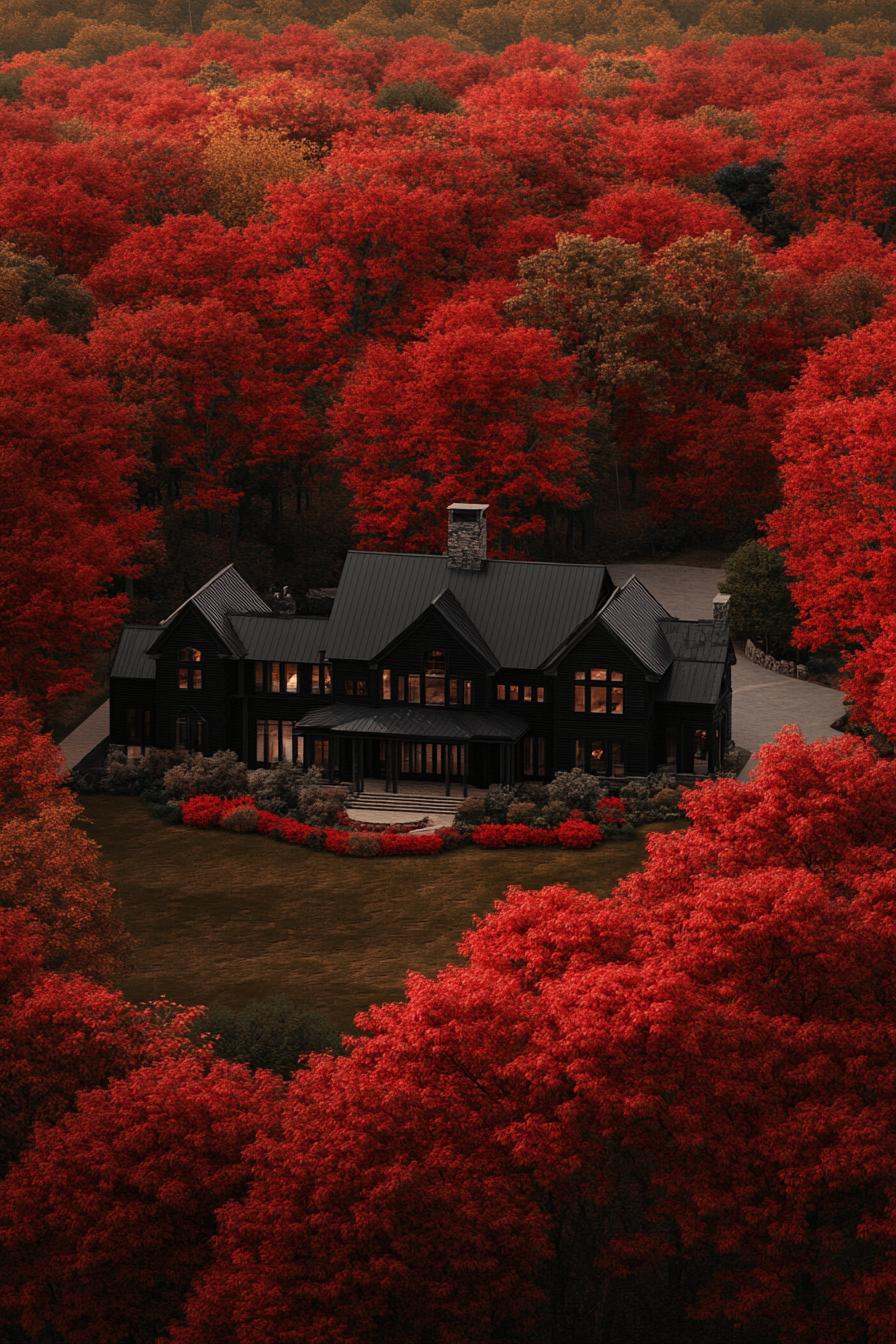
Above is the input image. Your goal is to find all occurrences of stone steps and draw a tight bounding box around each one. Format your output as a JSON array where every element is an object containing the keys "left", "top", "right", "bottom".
[{"left": 345, "top": 792, "right": 461, "bottom": 815}]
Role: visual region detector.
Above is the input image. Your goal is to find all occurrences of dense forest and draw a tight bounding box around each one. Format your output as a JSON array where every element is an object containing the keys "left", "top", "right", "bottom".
[{"left": 3, "top": 23, "right": 896, "bottom": 729}]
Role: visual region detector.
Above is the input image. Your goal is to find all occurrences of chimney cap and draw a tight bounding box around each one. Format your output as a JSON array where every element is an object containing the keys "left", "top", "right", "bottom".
[{"left": 449, "top": 501, "right": 488, "bottom": 513}]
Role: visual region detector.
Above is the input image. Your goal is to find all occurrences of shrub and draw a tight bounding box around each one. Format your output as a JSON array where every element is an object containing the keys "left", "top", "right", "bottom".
[
  {"left": 181, "top": 794, "right": 228, "bottom": 828},
  {"left": 102, "top": 747, "right": 187, "bottom": 795},
  {"left": 433, "top": 826, "right": 467, "bottom": 851},
  {"left": 546, "top": 768, "right": 607, "bottom": 812},
  {"left": 273, "top": 818, "right": 317, "bottom": 847},
  {"left": 146, "top": 799, "right": 183, "bottom": 825},
  {"left": 506, "top": 801, "right": 538, "bottom": 825},
  {"left": 536, "top": 799, "right": 571, "bottom": 828},
  {"left": 472, "top": 824, "right": 559, "bottom": 849},
  {"left": 198, "top": 995, "right": 339, "bottom": 1077},
  {"left": 483, "top": 786, "right": 517, "bottom": 821},
  {"left": 324, "top": 829, "right": 351, "bottom": 855},
  {"left": 220, "top": 805, "right": 259, "bottom": 834},
  {"left": 247, "top": 763, "right": 329, "bottom": 817},
  {"left": 557, "top": 819, "right": 604, "bottom": 849},
  {"left": 162, "top": 751, "right": 248, "bottom": 801},
  {"left": 345, "top": 832, "right": 383, "bottom": 857},
  {"left": 596, "top": 796, "right": 627, "bottom": 830},
  {"left": 298, "top": 786, "right": 350, "bottom": 828},
  {"left": 380, "top": 832, "right": 445, "bottom": 855},
  {"left": 454, "top": 796, "right": 487, "bottom": 828}
]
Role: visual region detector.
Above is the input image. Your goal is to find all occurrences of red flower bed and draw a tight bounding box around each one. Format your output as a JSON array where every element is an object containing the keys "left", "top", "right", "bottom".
[
  {"left": 180, "top": 797, "right": 615, "bottom": 858},
  {"left": 181, "top": 793, "right": 255, "bottom": 828},
  {"left": 596, "top": 796, "right": 626, "bottom": 827},
  {"left": 556, "top": 819, "right": 604, "bottom": 849},
  {"left": 471, "top": 823, "right": 559, "bottom": 849}
]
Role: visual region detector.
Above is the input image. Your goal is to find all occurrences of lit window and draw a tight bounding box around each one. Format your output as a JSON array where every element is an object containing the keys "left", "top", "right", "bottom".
[
  {"left": 575, "top": 671, "right": 586, "bottom": 682},
  {"left": 509, "top": 685, "right": 519, "bottom": 701},
  {"left": 463, "top": 679, "right": 472, "bottom": 705},
  {"left": 382, "top": 668, "right": 392, "bottom": 700},
  {"left": 497, "top": 683, "right": 506, "bottom": 701},
  {"left": 285, "top": 664, "right": 298, "bottom": 693},
  {"left": 425, "top": 650, "right": 446, "bottom": 706},
  {"left": 311, "top": 665, "right": 321, "bottom": 694},
  {"left": 177, "top": 647, "right": 202, "bottom": 691},
  {"left": 574, "top": 685, "right": 586, "bottom": 712},
  {"left": 610, "top": 684, "right": 624, "bottom": 715},
  {"left": 590, "top": 685, "right": 606, "bottom": 713},
  {"left": 313, "top": 737, "right": 329, "bottom": 769},
  {"left": 523, "top": 686, "right": 532, "bottom": 702},
  {"left": 356, "top": 678, "right": 367, "bottom": 697},
  {"left": 590, "top": 742, "right": 607, "bottom": 775},
  {"left": 323, "top": 664, "right": 332, "bottom": 693},
  {"left": 254, "top": 662, "right": 264, "bottom": 692},
  {"left": 449, "top": 677, "right": 459, "bottom": 705},
  {"left": 536, "top": 687, "right": 545, "bottom": 703},
  {"left": 591, "top": 668, "right": 607, "bottom": 681},
  {"left": 271, "top": 663, "right": 281, "bottom": 693},
  {"left": 408, "top": 674, "right": 421, "bottom": 704}
]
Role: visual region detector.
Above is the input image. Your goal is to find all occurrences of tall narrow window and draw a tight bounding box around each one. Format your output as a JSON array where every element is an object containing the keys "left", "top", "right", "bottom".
[
  {"left": 323, "top": 664, "right": 332, "bottom": 693},
  {"left": 311, "top": 665, "right": 321, "bottom": 694},
  {"left": 381, "top": 668, "right": 392, "bottom": 700},
  {"left": 271, "top": 663, "right": 281, "bottom": 694},
  {"left": 463, "top": 679, "right": 472, "bottom": 705},
  {"left": 610, "top": 671, "right": 624, "bottom": 715},
  {"left": 590, "top": 741, "right": 608, "bottom": 775},
  {"left": 449, "top": 677, "right": 459, "bottom": 705},
  {"left": 497, "top": 683, "right": 506, "bottom": 701},
  {"left": 285, "top": 663, "right": 298, "bottom": 693},
  {"left": 574, "top": 670, "right": 586, "bottom": 713},
  {"left": 254, "top": 661, "right": 264, "bottom": 692},
  {"left": 407, "top": 674, "right": 421, "bottom": 704},
  {"left": 178, "top": 647, "right": 202, "bottom": 691},
  {"left": 425, "top": 650, "right": 446, "bottom": 705}
]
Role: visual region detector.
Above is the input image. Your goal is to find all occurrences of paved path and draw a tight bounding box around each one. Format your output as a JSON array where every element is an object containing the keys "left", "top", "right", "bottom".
[
  {"left": 59, "top": 699, "right": 109, "bottom": 772},
  {"left": 613, "top": 564, "right": 846, "bottom": 774}
]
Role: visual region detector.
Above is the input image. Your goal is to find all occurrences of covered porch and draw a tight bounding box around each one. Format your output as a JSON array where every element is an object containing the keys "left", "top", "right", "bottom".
[{"left": 296, "top": 704, "right": 528, "bottom": 796}]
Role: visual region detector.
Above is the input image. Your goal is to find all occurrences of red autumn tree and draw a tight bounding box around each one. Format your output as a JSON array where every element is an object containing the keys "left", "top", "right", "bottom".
[
  {"left": 766, "top": 314, "right": 896, "bottom": 738},
  {"left": 0, "top": 907, "right": 194, "bottom": 1175},
  {"left": 170, "top": 729, "right": 896, "bottom": 1344},
  {"left": 582, "top": 180, "right": 754, "bottom": 254},
  {"left": 774, "top": 113, "right": 896, "bottom": 239},
  {"left": 331, "top": 287, "right": 589, "bottom": 551},
  {"left": 0, "top": 695, "right": 129, "bottom": 980},
  {"left": 0, "top": 321, "right": 152, "bottom": 704},
  {"left": 90, "top": 297, "right": 311, "bottom": 515},
  {"left": 0, "top": 1055, "right": 284, "bottom": 1344}
]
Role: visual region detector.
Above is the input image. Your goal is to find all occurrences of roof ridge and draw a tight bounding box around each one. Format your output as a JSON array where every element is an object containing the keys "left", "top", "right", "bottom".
[
  {"left": 161, "top": 563, "right": 239, "bottom": 625},
  {"left": 343, "top": 549, "right": 608, "bottom": 573}
]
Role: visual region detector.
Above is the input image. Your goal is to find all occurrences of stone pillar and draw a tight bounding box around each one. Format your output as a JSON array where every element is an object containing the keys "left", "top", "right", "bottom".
[{"left": 447, "top": 503, "right": 489, "bottom": 571}]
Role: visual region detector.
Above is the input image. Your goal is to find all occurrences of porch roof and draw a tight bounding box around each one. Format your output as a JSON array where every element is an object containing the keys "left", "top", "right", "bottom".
[{"left": 295, "top": 703, "right": 528, "bottom": 743}]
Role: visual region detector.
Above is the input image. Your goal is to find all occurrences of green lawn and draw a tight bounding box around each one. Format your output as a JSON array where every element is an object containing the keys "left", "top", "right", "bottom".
[{"left": 83, "top": 796, "right": 680, "bottom": 1032}]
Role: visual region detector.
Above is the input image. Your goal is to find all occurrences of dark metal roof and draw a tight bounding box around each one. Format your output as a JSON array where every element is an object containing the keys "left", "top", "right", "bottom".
[
  {"left": 597, "top": 577, "right": 674, "bottom": 676},
  {"left": 154, "top": 564, "right": 269, "bottom": 657},
  {"left": 656, "top": 618, "right": 730, "bottom": 704},
  {"left": 110, "top": 625, "right": 158, "bottom": 680},
  {"left": 324, "top": 552, "right": 609, "bottom": 669},
  {"left": 296, "top": 703, "right": 528, "bottom": 742},
  {"left": 657, "top": 660, "right": 725, "bottom": 704},
  {"left": 229, "top": 613, "right": 329, "bottom": 663}
]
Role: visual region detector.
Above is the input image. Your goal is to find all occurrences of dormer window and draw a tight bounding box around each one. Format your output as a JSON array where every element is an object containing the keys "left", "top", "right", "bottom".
[{"left": 178, "top": 647, "right": 202, "bottom": 691}]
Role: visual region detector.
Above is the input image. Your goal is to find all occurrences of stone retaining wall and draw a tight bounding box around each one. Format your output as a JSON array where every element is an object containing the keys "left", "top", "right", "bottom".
[{"left": 743, "top": 639, "right": 808, "bottom": 679}]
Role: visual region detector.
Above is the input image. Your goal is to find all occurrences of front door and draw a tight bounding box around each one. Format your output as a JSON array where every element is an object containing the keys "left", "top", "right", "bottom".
[{"left": 399, "top": 741, "right": 464, "bottom": 781}]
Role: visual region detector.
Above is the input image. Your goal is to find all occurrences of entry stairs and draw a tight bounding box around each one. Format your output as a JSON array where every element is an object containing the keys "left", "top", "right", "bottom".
[{"left": 343, "top": 780, "right": 484, "bottom": 818}]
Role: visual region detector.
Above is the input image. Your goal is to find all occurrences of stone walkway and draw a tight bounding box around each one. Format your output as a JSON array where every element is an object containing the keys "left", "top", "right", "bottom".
[
  {"left": 613, "top": 564, "right": 846, "bottom": 775},
  {"left": 59, "top": 699, "right": 109, "bottom": 773}
]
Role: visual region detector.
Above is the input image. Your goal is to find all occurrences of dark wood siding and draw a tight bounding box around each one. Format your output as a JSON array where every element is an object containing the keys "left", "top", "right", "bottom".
[
  {"left": 554, "top": 626, "right": 655, "bottom": 776},
  {"left": 150, "top": 607, "right": 238, "bottom": 753},
  {"left": 371, "top": 610, "right": 491, "bottom": 709}
]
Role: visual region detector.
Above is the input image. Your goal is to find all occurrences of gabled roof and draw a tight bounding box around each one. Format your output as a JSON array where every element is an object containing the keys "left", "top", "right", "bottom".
[
  {"left": 374, "top": 587, "right": 501, "bottom": 670},
  {"left": 296, "top": 703, "right": 528, "bottom": 742},
  {"left": 655, "top": 618, "right": 731, "bottom": 704},
  {"left": 598, "top": 577, "right": 674, "bottom": 676},
  {"left": 150, "top": 564, "right": 269, "bottom": 657},
  {"left": 229, "top": 613, "right": 329, "bottom": 664},
  {"left": 323, "top": 551, "right": 610, "bottom": 669},
  {"left": 541, "top": 575, "right": 674, "bottom": 675},
  {"left": 110, "top": 625, "right": 158, "bottom": 680}
]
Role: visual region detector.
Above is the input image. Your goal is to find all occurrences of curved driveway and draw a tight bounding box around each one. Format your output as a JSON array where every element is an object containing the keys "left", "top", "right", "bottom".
[{"left": 612, "top": 564, "right": 846, "bottom": 777}]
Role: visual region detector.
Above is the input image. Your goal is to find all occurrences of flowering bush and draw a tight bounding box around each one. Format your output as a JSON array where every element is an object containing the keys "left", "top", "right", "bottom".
[
  {"left": 596, "top": 796, "right": 626, "bottom": 828},
  {"left": 556, "top": 819, "right": 604, "bottom": 849},
  {"left": 220, "top": 805, "right": 259, "bottom": 834},
  {"left": 471, "top": 824, "right": 559, "bottom": 849},
  {"left": 181, "top": 794, "right": 255, "bottom": 828},
  {"left": 380, "top": 831, "right": 445, "bottom": 855}
]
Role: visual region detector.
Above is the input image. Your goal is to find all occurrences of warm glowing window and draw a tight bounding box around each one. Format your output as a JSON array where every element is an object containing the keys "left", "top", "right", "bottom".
[
  {"left": 178, "top": 647, "right": 202, "bottom": 691},
  {"left": 285, "top": 663, "right": 298, "bottom": 693},
  {"left": 381, "top": 668, "right": 392, "bottom": 700},
  {"left": 425, "top": 650, "right": 446, "bottom": 705},
  {"left": 271, "top": 663, "right": 281, "bottom": 693},
  {"left": 254, "top": 661, "right": 264, "bottom": 692},
  {"left": 407, "top": 674, "right": 421, "bottom": 704}
]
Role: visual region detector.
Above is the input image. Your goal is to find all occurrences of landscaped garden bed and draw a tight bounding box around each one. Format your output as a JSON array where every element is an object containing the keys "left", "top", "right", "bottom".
[{"left": 87, "top": 749, "right": 690, "bottom": 858}]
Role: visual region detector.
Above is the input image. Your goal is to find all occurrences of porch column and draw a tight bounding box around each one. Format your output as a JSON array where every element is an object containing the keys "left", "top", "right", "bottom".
[
  {"left": 462, "top": 743, "right": 468, "bottom": 798},
  {"left": 328, "top": 737, "right": 336, "bottom": 783},
  {"left": 351, "top": 737, "right": 363, "bottom": 794},
  {"left": 387, "top": 739, "right": 396, "bottom": 793},
  {"left": 444, "top": 744, "right": 451, "bottom": 797}
]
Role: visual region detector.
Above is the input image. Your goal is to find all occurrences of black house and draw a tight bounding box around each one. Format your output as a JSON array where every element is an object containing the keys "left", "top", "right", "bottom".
[{"left": 110, "top": 504, "right": 734, "bottom": 793}]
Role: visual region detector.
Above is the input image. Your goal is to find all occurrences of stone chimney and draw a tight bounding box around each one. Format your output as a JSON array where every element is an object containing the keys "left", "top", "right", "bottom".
[
  {"left": 447, "top": 503, "right": 488, "bottom": 571},
  {"left": 712, "top": 593, "right": 731, "bottom": 628}
]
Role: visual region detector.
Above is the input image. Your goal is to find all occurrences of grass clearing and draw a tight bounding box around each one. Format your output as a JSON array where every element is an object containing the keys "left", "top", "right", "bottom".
[{"left": 83, "top": 796, "right": 682, "bottom": 1032}]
